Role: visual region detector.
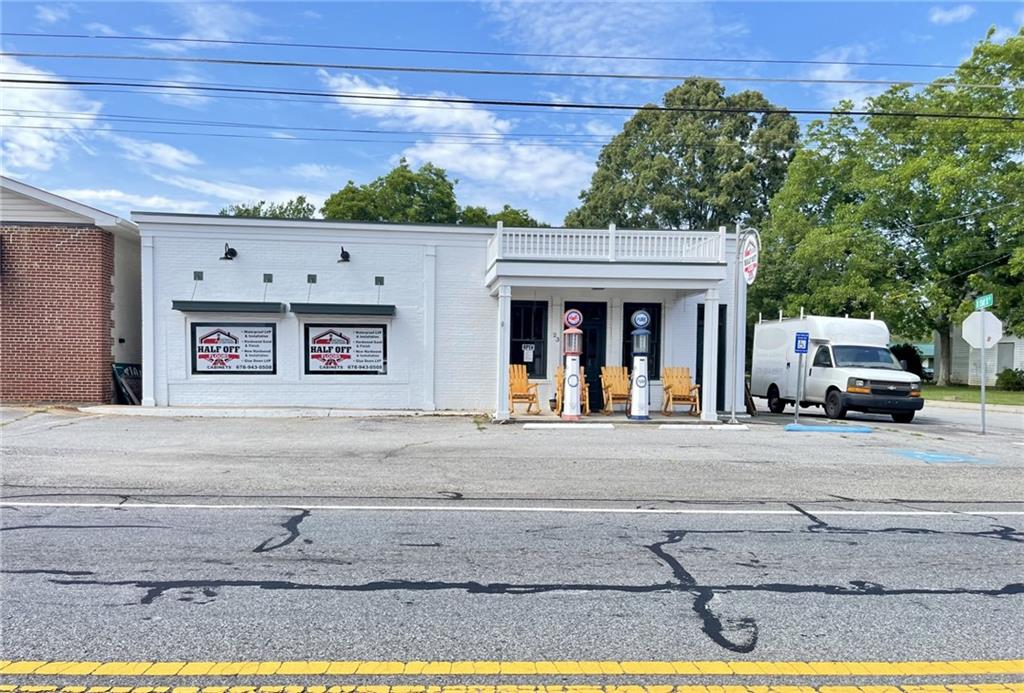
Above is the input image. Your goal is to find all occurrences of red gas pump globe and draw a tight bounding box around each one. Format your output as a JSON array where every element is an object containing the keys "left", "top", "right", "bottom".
[{"left": 563, "top": 309, "right": 584, "bottom": 356}]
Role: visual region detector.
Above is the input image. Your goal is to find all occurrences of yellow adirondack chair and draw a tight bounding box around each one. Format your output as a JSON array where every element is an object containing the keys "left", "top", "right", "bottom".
[
  {"left": 509, "top": 363, "right": 541, "bottom": 415},
  {"left": 661, "top": 366, "right": 701, "bottom": 416},
  {"left": 600, "top": 365, "right": 631, "bottom": 415},
  {"left": 554, "top": 365, "right": 590, "bottom": 416}
]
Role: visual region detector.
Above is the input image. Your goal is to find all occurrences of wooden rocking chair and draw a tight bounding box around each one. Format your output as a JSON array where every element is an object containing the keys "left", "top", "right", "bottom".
[
  {"left": 554, "top": 365, "right": 591, "bottom": 416},
  {"left": 661, "top": 366, "right": 701, "bottom": 416},
  {"left": 600, "top": 365, "right": 631, "bottom": 415},
  {"left": 509, "top": 363, "right": 541, "bottom": 415}
]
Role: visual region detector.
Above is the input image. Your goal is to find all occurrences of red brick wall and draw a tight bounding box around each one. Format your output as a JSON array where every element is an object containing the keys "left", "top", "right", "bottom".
[{"left": 0, "top": 224, "right": 115, "bottom": 403}]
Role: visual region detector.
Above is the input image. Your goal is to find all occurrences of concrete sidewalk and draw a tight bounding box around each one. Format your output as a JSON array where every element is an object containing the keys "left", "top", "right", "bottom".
[{"left": 78, "top": 405, "right": 483, "bottom": 418}]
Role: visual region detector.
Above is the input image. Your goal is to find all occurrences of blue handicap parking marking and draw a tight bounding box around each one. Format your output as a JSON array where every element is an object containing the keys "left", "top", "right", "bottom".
[
  {"left": 890, "top": 448, "right": 994, "bottom": 464},
  {"left": 784, "top": 423, "right": 873, "bottom": 433}
]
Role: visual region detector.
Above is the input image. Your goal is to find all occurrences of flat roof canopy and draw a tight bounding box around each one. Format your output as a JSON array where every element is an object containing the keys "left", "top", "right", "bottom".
[
  {"left": 171, "top": 301, "right": 286, "bottom": 314},
  {"left": 290, "top": 303, "right": 396, "bottom": 316}
]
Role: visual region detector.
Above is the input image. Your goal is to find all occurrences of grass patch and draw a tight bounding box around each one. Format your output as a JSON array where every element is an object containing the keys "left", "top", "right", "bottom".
[{"left": 922, "top": 384, "right": 1024, "bottom": 406}]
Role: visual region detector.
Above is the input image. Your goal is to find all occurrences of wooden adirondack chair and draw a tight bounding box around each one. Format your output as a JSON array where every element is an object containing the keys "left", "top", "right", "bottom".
[
  {"left": 661, "top": 366, "right": 701, "bottom": 416},
  {"left": 508, "top": 364, "right": 541, "bottom": 415},
  {"left": 554, "top": 365, "right": 591, "bottom": 416},
  {"left": 600, "top": 365, "right": 631, "bottom": 415}
]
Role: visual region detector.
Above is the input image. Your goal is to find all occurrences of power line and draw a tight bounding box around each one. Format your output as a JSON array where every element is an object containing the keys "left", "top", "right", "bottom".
[
  {"left": 900, "top": 201, "right": 1022, "bottom": 230},
  {"left": 0, "top": 31, "right": 964, "bottom": 71},
  {"left": 0, "top": 123, "right": 613, "bottom": 148},
  {"left": 3, "top": 51, "right": 1010, "bottom": 90},
  {"left": 4, "top": 77, "right": 1022, "bottom": 122}
]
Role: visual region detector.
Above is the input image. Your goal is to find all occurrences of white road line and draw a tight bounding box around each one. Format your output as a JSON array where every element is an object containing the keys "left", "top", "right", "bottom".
[{"left": 2, "top": 501, "right": 1022, "bottom": 515}]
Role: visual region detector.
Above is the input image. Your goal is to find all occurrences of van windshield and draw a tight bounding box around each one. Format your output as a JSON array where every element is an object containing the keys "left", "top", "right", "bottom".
[{"left": 832, "top": 345, "right": 903, "bottom": 370}]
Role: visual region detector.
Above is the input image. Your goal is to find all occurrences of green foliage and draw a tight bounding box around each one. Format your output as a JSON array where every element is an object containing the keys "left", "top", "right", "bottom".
[
  {"left": 321, "top": 159, "right": 459, "bottom": 224},
  {"left": 459, "top": 203, "right": 546, "bottom": 227},
  {"left": 752, "top": 31, "right": 1024, "bottom": 347},
  {"left": 219, "top": 196, "right": 315, "bottom": 219},
  {"left": 995, "top": 368, "right": 1024, "bottom": 391},
  {"left": 565, "top": 78, "right": 799, "bottom": 229}
]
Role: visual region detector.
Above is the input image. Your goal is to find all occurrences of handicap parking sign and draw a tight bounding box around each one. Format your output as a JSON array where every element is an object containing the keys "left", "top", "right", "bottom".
[{"left": 794, "top": 332, "right": 810, "bottom": 354}]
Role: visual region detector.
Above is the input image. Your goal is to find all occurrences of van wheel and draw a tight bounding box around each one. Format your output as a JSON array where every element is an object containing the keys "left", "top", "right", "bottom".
[
  {"left": 891, "top": 412, "right": 915, "bottom": 423},
  {"left": 824, "top": 390, "right": 847, "bottom": 420},
  {"left": 767, "top": 385, "right": 785, "bottom": 413}
]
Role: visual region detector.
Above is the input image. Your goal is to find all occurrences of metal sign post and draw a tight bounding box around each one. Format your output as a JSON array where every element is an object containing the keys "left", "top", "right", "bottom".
[
  {"left": 794, "top": 331, "right": 809, "bottom": 424},
  {"left": 728, "top": 223, "right": 761, "bottom": 425},
  {"left": 962, "top": 301, "right": 1002, "bottom": 436}
]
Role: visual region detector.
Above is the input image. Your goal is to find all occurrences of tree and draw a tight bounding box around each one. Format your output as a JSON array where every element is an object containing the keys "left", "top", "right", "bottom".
[
  {"left": 219, "top": 196, "right": 315, "bottom": 219},
  {"left": 564, "top": 78, "right": 799, "bottom": 229},
  {"left": 458, "top": 203, "right": 546, "bottom": 227},
  {"left": 321, "top": 159, "right": 458, "bottom": 223},
  {"left": 752, "top": 30, "right": 1023, "bottom": 384}
]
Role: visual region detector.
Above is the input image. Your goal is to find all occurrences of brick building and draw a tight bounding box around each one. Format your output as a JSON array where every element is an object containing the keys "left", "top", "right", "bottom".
[{"left": 1, "top": 177, "right": 140, "bottom": 403}]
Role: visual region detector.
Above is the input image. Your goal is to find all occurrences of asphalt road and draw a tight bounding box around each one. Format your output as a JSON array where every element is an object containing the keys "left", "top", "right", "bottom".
[{"left": 1, "top": 406, "right": 1022, "bottom": 689}]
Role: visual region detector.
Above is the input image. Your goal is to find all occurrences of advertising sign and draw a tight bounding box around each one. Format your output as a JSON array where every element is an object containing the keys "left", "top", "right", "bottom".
[
  {"left": 741, "top": 234, "right": 759, "bottom": 285},
  {"left": 191, "top": 323, "right": 276, "bottom": 374},
  {"left": 305, "top": 324, "right": 387, "bottom": 375}
]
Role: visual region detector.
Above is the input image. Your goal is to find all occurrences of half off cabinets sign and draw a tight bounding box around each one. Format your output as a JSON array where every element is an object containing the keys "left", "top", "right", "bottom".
[
  {"left": 191, "top": 323, "right": 277, "bottom": 374},
  {"left": 305, "top": 324, "right": 387, "bottom": 375}
]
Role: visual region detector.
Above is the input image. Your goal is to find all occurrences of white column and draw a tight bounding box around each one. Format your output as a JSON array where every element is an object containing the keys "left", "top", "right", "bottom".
[
  {"left": 494, "top": 284, "right": 512, "bottom": 421},
  {"left": 140, "top": 235, "right": 156, "bottom": 407},
  {"left": 421, "top": 245, "right": 437, "bottom": 411},
  {"left": 701, "top": 286, "right": 721, "bottom": 422}
]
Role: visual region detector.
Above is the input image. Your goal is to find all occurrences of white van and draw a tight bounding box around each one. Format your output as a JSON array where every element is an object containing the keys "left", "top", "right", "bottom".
[{"left": 751, "top": 315, "right": 924, "bottom": 423}]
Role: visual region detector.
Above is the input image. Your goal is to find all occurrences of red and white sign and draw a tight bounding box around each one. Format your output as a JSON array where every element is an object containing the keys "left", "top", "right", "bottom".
[
  {"left": 741, "top": 235, "right": 759, "bottom": 286},
  {"left": 564, "top": 309, "right": 584, "bottom": 328},
  {"left": 192, "top": 323, "right": 275, "bottom": 374},
  {"left": 306, "top": 324, "right": 386, "bottom": 374}
]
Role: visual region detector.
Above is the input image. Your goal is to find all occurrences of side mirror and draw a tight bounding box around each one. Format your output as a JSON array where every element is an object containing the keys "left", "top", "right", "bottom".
[{"left": 899, "top": 359, "right": 909, "bottom": 370}]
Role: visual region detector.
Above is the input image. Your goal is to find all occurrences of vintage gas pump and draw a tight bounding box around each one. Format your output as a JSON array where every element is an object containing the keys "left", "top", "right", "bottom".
[
  {"left": 629, "top": 309, "right": 651, "bottom": 420},
  {"left": 562, "top": 308, "right": 584, "bottom": 421}
]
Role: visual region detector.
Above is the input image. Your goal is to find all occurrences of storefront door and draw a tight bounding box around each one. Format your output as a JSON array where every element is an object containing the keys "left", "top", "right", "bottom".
[{"left": 564, "top": 301, "right": 606, "bottom": 412}]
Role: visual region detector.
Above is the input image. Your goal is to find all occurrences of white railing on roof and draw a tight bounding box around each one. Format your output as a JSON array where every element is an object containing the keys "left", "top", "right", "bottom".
[{"left": 488, "top": 222, "right": 724, "bottom": 265}]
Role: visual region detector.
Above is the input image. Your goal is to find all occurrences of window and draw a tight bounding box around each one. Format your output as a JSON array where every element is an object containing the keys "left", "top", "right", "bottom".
[
  {"left": 621, "top": 302, "right": 662, "bottom": 378},
  {"left": 812, "top": 346, "right": 833, "bottom": 368},
  {"left": 510, "top": 301, "right": 547, "bottom": 378}
]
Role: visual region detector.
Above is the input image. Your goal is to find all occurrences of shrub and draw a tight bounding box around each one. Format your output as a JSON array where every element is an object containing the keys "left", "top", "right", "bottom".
[{"left": 995, "top": 368, "right": 1024, "bottom": 391}]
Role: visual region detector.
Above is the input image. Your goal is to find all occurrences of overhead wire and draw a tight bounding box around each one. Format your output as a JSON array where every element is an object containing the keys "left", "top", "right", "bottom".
[
  {"left": 4, "top": 77, "right": 1022, "bottom": 122},
  {"left": 4, "top": 50, "right": 1010, "bottom": 90},
  {"left": 0, "top": 31, "right": 965, "bottom": 70}
]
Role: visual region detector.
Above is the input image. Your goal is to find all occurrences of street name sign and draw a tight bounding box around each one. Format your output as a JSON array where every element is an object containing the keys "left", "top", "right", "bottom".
[
  {"left": 961, "top": 311, "right": 1002, "bottom": 350},
  {"left": 974, "top": 293, "right": 994, "bottom": 310}
]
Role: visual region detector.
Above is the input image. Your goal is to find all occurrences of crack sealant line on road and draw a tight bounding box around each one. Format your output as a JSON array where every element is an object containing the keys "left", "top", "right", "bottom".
[
  {"left": 2, "top": 662, "right": 1024, "bottom": 678},
  {"left": 0, "top": 683, "right": 1019, "bottom": 687},
  {"left": 3, "top": 501, "right": 1024, "bottom": 515}
]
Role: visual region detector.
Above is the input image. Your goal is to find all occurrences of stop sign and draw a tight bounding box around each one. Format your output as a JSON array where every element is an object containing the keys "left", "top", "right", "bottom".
[{"left": 961, "top": 311, "right": 1003, "bottom": 349}]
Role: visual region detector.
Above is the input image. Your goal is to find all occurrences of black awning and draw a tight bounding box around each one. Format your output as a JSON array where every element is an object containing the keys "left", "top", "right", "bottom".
[
  {"left": 289, "top": 303, "right": 396, "bottom": 316},
  {"left": 172, "top": 300, "right": 286, "bottom": 314}
]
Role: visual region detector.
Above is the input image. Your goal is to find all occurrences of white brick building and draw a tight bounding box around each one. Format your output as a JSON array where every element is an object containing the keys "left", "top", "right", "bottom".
[{"left": 135, "top": 214, "right": 749, "bottom": 419}]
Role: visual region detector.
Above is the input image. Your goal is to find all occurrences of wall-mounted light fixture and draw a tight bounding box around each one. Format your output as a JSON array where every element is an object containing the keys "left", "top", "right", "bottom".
[
  {"left": 220, "top": 243, "right": 238, "bottom": 261},
  {"left": 337, "top": 246, "right": 351, "bottom": 263}
]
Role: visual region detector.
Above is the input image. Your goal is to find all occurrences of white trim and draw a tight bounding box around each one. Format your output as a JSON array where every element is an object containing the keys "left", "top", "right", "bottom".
[
  {"left": 1, "top": 176, "right": 137, "bottom": 236},
  {"left": 140, "top": 236, "right": 156, "bottom": 407}
]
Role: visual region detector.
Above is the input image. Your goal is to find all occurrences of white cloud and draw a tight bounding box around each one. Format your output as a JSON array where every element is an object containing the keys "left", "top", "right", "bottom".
[
  {"left": 84, "top": 22, "right": 119, "bottom": 36},
  {"left": 302, "top": 10, "right": 322, "bottom": 20},
  {"left": 35, "top": 4, "right": 72, "bottom": 24},
  {"left": 150, "top": 173, "right": 318, "bottom": 208},
  {"left": 152, "top": 68, "right": 212, "bottom": 108},
  {"left": 805, "top": 45, "right": 884, "bottom": 108},
  {"left": 285, "top": 163, "right": 349, "bottom": 180},
  {"left": 929, "top": 4, "right": 976, "bottom": 25},
  {"left": 318, "top": 71, "right": 513, "bottom": 135},
  {"left": 140, "top": 3, "right": 262, "bottom": 53},
  {"left": 583, "top": 119, "right": 620, "bottom": 138},
  {"left": 104, "top": 134, "right": 202, "bottom": 171},
  {"left": 52, "top": 188, "right": 210, "bottom": 215},
  {"left": 0, "top": 56, "right": 101, "bottom": 172},
  {"left": 1016, "top": 8, "right": 1024, "bottom": 27},
  {"left": 316, "top": 71, "right": 593, "bottom": 218}
]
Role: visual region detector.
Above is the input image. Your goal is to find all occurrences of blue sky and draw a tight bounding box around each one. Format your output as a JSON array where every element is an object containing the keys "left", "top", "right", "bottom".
[{"left": 2, "top": 1, "right": 1022, "bottom": 225}]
